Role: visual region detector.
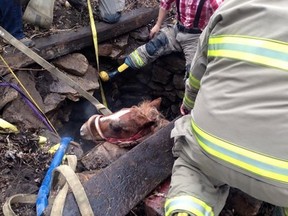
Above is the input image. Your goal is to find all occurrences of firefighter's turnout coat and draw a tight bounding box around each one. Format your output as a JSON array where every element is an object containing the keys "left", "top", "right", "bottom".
[{"left": 165, "top": 1, "right": 288, "bottom": 216}]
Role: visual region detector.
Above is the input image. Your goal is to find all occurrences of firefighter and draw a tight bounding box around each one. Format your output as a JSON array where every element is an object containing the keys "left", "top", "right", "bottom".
[
  {"left": 165, "top": 0, "right": 288, "bottom": 215},
  {"left": 99, "top": 0, "right": 224, "bottom": 82}
]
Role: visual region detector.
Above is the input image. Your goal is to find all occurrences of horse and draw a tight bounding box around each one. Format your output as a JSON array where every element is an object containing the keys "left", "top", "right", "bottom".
[{"left": 80, "top": 97, "right": 169, "bottom": 148}]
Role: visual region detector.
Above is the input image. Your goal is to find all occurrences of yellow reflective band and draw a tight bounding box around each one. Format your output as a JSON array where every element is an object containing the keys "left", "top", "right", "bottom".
[
  {"left": 208, "top": 35, "right": 288, "bottom": 72},
  {"left": 130, "top": 50, "right": 145, "bottom": 67},
  {"left": 191, "top": 119, "right": 288, "bottom": 183},
  {"left": 183, "top": 94, "right": 195, "bottom": 109},
  {"left": 209, "top": 35, "right": 288, "bottom": 54},
  {"left": 189, "top": 74, "right": 200, "bottom": 89},
  {"left": 177, "top": 213, "right": 190, "bottom": 216},
  {"left": 165, "top": 195, "right": 214, "bottom": 216}
]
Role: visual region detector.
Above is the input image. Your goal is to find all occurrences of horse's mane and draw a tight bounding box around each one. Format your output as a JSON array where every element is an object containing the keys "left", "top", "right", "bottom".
[{"left": 137, "top": 100, "right": 168, "bottom": 129}]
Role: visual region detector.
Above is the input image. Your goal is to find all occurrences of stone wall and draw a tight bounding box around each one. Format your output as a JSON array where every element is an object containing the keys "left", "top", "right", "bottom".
[{"left": 100, "top": 52, "right": 186, "bottom": 121}]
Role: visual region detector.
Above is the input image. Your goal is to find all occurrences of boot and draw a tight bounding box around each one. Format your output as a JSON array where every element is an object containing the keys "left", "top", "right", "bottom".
[
  {"left": 2, "top": 37, "right": 35, "bottom": 48},
  {"left": 19, "top": 37, "right": 35, "bottom": 48}
]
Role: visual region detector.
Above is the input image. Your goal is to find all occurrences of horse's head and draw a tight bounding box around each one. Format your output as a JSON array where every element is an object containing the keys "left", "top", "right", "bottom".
[{"left": 80, "top": 98, "right": 168, "bottom": 147}]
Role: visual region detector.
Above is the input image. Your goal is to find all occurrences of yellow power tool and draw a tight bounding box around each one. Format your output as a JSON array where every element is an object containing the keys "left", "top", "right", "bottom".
[{"left": 99, "top": 63, "right": 129, "bottom": 82}]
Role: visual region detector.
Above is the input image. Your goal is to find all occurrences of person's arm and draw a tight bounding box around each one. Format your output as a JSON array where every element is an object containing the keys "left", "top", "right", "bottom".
[
  {"left": 181, "top": 28, "right": 210, "bottom": 115},
  {"left": 149, "top": 0, "right": 174, "bottom": 39},
  {"left": 149, "top": 8, "right": 168, "bottom": 38}
]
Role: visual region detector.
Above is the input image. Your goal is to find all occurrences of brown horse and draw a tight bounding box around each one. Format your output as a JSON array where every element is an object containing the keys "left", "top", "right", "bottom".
[{"left": 80, "top": 98, "right": 169, "bottom": 147}]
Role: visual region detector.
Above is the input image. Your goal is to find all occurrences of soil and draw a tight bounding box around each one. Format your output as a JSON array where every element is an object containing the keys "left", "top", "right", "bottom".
[{"left": 0, "top": 131, "right": 52, "bottom": 216}]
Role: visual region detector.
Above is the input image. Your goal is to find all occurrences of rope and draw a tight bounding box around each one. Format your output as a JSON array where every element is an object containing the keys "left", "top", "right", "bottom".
[
  {"left": 50, "top": 164, "right": 94, "bottom": 215},
  {"left": 2, "top": 153, "right": 93, "bottom": 215},
  {"left": 87, "top": 0, "right": 109, "bottom": 109},
  {"left": 2, "top": 194, "right": 37, "bottom": 216}
]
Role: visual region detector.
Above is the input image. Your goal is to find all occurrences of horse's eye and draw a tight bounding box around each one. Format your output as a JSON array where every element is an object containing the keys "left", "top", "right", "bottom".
[{"left": 109, "top": 122, "right": 122, "bottom": 132}]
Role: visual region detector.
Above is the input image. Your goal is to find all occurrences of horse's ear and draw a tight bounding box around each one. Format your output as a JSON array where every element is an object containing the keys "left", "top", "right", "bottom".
[{"left": 149, "top": 97, "right": 162, "bottom": 110}]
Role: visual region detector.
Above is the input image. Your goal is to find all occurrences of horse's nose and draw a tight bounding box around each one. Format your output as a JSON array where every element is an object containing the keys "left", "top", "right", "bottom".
[{"left": 110, "top": 122, "right": 122, "bottom": 132}]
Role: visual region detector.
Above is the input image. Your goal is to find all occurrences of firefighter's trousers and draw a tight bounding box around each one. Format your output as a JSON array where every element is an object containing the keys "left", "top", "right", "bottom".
[
  {"left": 125, "top": 24, "right": 199, "bottom": 73},
  {"left": 166, "top": 115, "right": 288, "bottom": 216}
]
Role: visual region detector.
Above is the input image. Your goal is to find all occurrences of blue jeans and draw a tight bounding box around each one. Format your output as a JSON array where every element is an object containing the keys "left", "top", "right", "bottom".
[{"left": 0, "top": 0, "right": 25, "bottom": 39}]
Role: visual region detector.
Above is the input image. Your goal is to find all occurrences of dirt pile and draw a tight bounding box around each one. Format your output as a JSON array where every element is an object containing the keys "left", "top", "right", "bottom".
[{"left": 0, "top": 131, "right": 52, "bottom": 215}]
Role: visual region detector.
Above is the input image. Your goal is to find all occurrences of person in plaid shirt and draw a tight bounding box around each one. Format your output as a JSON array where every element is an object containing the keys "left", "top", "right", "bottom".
[{"left": 101, "top": 0, "right": 223, "bottom": 82}]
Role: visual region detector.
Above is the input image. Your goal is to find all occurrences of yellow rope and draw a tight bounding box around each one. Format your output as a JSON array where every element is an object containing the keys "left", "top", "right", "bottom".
[
  {"left": 0, "top": 54, "right": 58, "bottom": 135},
  {"left": 87, "top": 0, "right": 109, "bottom": 109}
]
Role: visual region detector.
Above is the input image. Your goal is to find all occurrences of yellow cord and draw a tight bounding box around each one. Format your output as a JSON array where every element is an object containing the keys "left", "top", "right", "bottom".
[
  {"left": 0, "top": 54, "right": 58, "bottom": 135},
  {"left": 87, "top": 0, "right": 109, "bottom": 109}
]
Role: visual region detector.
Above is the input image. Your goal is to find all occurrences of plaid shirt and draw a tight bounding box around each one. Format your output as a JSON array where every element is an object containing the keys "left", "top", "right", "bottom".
[{"left": 160, "top": 0, "right": 224, "bottom": 30}]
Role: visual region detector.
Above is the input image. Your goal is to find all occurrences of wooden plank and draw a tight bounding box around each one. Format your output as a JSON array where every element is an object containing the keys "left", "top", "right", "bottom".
[
  {"left": 62, "top": 120, "right": 175, "bottom": 216},
  {"left": 0, "top": 7, "right": 158, "bottom": 70}
]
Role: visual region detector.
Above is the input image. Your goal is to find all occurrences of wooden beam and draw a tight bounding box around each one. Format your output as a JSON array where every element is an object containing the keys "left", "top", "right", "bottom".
[
  {"left": 0, "top": 7, "right": 158, "bottom": 70},
  {"left": 62, "top": 120, "right": 175, "bottom": 216}
]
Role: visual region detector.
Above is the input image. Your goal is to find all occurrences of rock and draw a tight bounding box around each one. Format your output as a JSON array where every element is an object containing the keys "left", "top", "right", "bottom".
[
  {"left": 2, "top": 71, "right": 47, "bottom": 130},
  {"left": 49, "top": 65, "right": 99, "bottom": 98},
  {"left": 81, "top": 142, "right": 128, "bottom": 170},
  {"left": 43, "top": 93, "right": 66, "bottom": 113},
  {"left": 173, "top": 74, "right": 185, "bottom": 90},
  {"left": 136, "top": 66, "right": 152, "bottom": 85},
  {"left": 3, "top": 97, "right": 46, "bottom": 130},
  {"left": 98, "top": 43, "right": 113, "bottom": 56},
  {"left": 130, "top": 27, "right": 150, "bottom": 41},
  {"left": 156, "top": 54, "right": 186, "bottom": 74},
  {"left": 18, "top": 71, "right": 46, "bottom": 112},
  {"left": 113, "top": 34, "right": 129, "bottom": 49},
  {"left": 110, "top": 47, "right": 123, "bottom": 59},
  {"left": 147, "top": 81, "right": 165, "bottom": 92},
  {"left": 53, "top": 53, "right": 89, "bottom": 76},
  {"left": 152, "top": 91, "right": 177, "bottom": 103},
  {"left": 151, "top": 65, "right": 173, "bottom": 85},
  {"left": 171, "top": 104, "right": 180, "bottom": 115},
  {"left": 118, "top": 82, "right": 149, "bottom": 93},
  {"left": 175, "top": 90, "right": 184, "bottom": 100},
  {"left": 164, "top": 82, "right": 175, "bottom": 91},
  {"left": 0, "top": 86, "right": 18, "bottom": 110}
]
